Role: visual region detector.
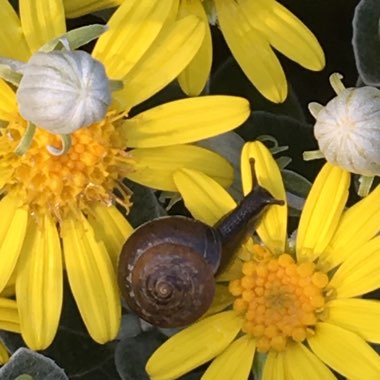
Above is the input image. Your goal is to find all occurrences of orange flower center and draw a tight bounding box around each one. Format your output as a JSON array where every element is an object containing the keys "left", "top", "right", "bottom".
[
  {"left": 0, "top": 110, "right": 134, "bottom": 220},
  {"left": 229, "top": 245, "right": 329, "bottom": 352}
]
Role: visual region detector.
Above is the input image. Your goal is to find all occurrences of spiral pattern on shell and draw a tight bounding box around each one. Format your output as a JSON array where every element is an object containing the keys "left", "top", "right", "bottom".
[
  {"left": 118, "top": 216, "right": 221, "bottom": 327},
  {"left": 16, "top": 50, "right": 111, "bottom": 134},
  {"left": 314, "top": 86, "right": 380, "bottom": 176},
  {"left": 125, "top": 244, "right": 215, "bottom": 327}
]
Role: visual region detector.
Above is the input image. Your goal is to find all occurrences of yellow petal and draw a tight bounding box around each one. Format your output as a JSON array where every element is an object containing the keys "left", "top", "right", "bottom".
[
  {"left": 20, "top": 0, "right": 66, "bottom": 53},
  {"left": 241, "top": 141, "right": 287, "bottom": 253},
  {"left": 1, "top": 284, "right": 15, "bottom": 298},
  {"left": 61, "top": 213, "right": 121, "bottom": 343},
  {"left": 127, "top": 145, "right": 234, "bottom": 191},
  {"left": 0, "top": 341, "right": 9, "bottom": 365},
  {"left": 16, "top": 214, "right": 62, "bottom": 350},
  {"left": 0, "top": 79, "right": 18, "bottom": 121},
  {"left": 242, "top": 0, "right": 325, "bottom": 71},
  {"left": 93, "top": 0, "right": 175, "bottom": 80},
  {"left": 216, "top": 254, "right": 244, "bottom": 282},
  {"left": 203, "top": 335, "right": 256, "bottom": 380},
  {"left": 0, "top": 196, "right": 28, "bottom": 292},
  {"left": 203, "top": 284, "right": 234, "bottom": 318},
  {"left": 284, "top": 342, "right": 336, "bottom": 379},
  {"left": 308, "top": 322, "right": 380, "bottom": 379},
  {"left": 329, "top": 236, "right": 380, "bottom": 298},
  {"left": 262, "top": 351, "right": 286, "bottom": 380},
  {"left": 0, "top": 298, "right": 20, "bottom": 333},
  {"left": 117, "top": 15, "right": 205, "bottom": 110},
  {"left": 146, "top": 311, "right": 242, "bottom": 380},
  {"left": 214, "top": 0, "right": 287, "bottom": 103},
  {"left": 63, "top": 0, "right": 123, "bottom": 18},
  {"left": 123, "top": 96, "right": 250, "bottom": 148},
  {"left": 296, "top": 164, "right": 350, "bottom": 262},
  {"left": 173, "top": 168, "right": 236, "bottom": 226},
  {"left": 165, "top": 0, "right": 180, "bottom": 23},
  {"left": 320, "top": 185, "right": 380, "bottom": 270},
  {"left": 1, "top": 269, "right": 16, "bottom": 297},
  {"left": 0, "top": 0, "right": 30, "bottom": 60},
  {"left": 177, "top": 0, "right": 212, "bottom": 95},
  {"left": 87, "top": 205, "right": 133, "bottom": 268},
  {"left": 327, "top": 298, "right": 380, "bottom": 344}
]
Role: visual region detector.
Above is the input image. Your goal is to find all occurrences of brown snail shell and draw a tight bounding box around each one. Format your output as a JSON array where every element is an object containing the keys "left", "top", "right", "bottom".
[
  {"left": 117, "top": 216, "right": 220, "bottom": 327},
  {"left": 118, "top": 161, "right": 284, "bottom": 327}
]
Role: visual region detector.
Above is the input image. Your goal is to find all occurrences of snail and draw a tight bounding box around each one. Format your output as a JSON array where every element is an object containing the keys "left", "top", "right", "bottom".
[{"left": 118, "top": 162, "right": 284, "bottom": 327}]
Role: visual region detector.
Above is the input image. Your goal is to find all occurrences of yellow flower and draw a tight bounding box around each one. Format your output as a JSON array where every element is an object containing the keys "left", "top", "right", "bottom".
[
  {"left": 146, "top": 141, "right": 380, "bottom": 380},
  {"left": 0, "top": 0, "right": 250, "bottom": 350},
  {"left": 0, "top": 297, "right": 20, "bottom": 364},
  {"left": 63, "top": 0, "right": 325, "bottom": 103}
]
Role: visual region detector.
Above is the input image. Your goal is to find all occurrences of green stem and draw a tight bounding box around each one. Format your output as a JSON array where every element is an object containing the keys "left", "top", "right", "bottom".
[
  {"left": 329, "top": 73, "right": 346, "bottom": 95},
  {"left": 303, "top": 150, "right": 325, "bottom": 161},
  {"left": 308, "top": 102, "right": 323, "bottom": 119},
  {"left": 358, "top": 175, "right": 374, "bottom": 197},
  {"left": 47, "top": 134, "right": 71, "bottom": 156},
  {"left": 15, "top": 122, "right": 36, "bottom": 155}
]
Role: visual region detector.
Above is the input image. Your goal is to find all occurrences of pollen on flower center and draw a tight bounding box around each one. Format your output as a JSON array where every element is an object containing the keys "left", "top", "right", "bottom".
[
  {"left": 229, "top": 245, "right": 329, "bottom": 353},
  {"left": 1, "top": 110, "right": 134, "bottom": 220}
]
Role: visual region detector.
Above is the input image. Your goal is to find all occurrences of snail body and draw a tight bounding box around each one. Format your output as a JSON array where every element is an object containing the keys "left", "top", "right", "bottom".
[{"left": 118, "top": 169, "right": 284, "bottom": 327}]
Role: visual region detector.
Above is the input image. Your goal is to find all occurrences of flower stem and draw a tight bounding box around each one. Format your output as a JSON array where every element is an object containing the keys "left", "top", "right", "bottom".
[
  {"left": 47, "top": 134, "right": 71, "bottom": 156},
  {"left": 358, "top": 175, "right": 374, "bottom": 197},
  {"left": 329, "top": 73, "right": 346, "bottom": 95},
  {"left": 303, "top": 150, "right": 325, "bottom": 161},
  {"left": 15, "top": 122, "right": 36, "bottom": 155}
]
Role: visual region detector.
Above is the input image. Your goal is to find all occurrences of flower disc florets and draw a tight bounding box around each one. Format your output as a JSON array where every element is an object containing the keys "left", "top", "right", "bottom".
[
  {"left": 229, "top": 244, "right": 329, "bottom": 352},
  {"left": 3, "top": 110, "right": 132, "bottom": 220}
]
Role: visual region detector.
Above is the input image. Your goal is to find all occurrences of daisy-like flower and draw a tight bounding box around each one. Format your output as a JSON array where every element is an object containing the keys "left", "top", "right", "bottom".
[
  {"left": 63, "top": 0, "right": 325, "bottom": 103},
  {"left": 0, "top": 297, "right": 20, "bottom": 364},
  {"left": 0, "top": 0, "right": 249, "bottom": 350},
  {"left": 147, "top": 141, "right": 380, "bottom": 380}
]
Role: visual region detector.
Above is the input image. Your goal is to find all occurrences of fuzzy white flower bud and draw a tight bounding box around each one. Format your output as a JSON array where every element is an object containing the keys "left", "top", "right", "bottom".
[
  {"left": 16, "top": 50, "right": 111, "bottom": 134},
  {"left": 310, "top": 74, "right": 380, "bottom": 176}
]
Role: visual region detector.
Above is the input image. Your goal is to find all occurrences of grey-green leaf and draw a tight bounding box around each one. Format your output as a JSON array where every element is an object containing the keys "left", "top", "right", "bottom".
[
  {"left": 197, "top": 132, "right": 245, "bottom": 201},
  {"left": 0, "top": 57, "right": 25, "bottom": 85},
  {"left": 115, "top": 331, "right": 166, "bottom": 380},
  {"left": 282, "top": 169, "right": 312, "bottom": 216},
  {"left": 283, "top": 169, "right": 311, "bottom": 199},
  {"left": 124, "top": 179, "right": 166, "bottom": 228},
  {"left": 353, "top": 0, "right": 380, "bottom": 85},
  {"left": 0, "top": 348, "right": 68, "bottom": 380},
  {"left": 39, "top": 24, "right": 108, "bottom": 53}
]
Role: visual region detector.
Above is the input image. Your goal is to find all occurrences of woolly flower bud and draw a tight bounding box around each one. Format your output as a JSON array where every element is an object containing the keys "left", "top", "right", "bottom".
[
  {"left": 16, "top": 50, "right": 111, "bottom": 134},
  {"left": 310, "top": 74, "right": 380, "bottom": 176}
]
